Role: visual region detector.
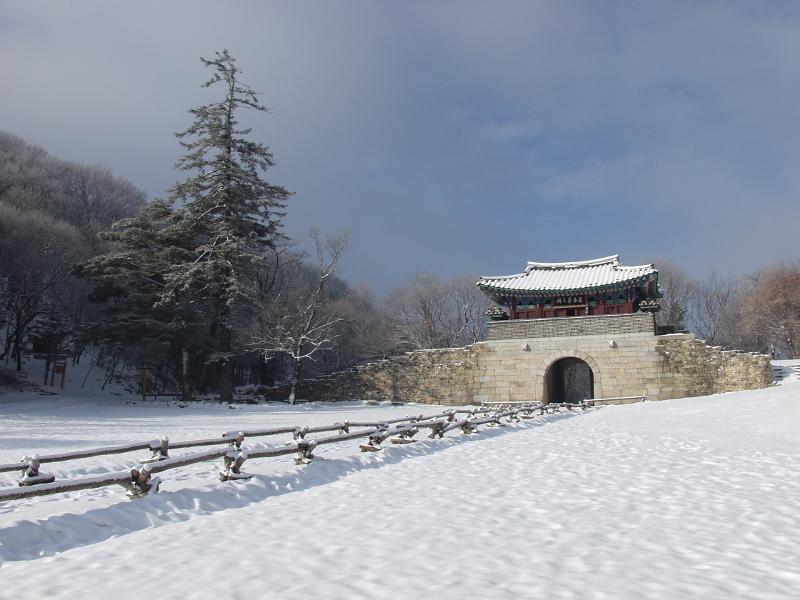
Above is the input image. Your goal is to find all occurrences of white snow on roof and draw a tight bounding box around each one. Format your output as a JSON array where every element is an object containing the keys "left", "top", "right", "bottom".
[
  {"left": 478, "top": 255, "right": 656, "bottom": 293},
  {"left": 525, "top": 254, "right": 621, "bottom": 270}
]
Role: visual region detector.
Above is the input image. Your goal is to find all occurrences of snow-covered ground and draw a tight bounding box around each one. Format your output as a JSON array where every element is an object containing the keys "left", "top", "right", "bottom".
[{"left": 0, "top": 366, "right": 799, "bottom": 599}]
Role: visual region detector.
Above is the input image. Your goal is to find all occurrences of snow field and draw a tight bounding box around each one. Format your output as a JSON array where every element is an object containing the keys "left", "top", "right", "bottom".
[{"left": 0, "top": 375, "right": 799, "bottom": 598}]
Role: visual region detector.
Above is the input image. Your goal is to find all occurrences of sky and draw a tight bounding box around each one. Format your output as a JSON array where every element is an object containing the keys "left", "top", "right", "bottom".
[{"left": 2, "top": 1, "right": 800, "bottom": 291}]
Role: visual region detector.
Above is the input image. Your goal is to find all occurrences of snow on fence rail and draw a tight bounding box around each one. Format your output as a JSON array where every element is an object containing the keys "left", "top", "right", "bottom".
[
  {"left": 0, "top": 401, "right": 590, "bottom": 503},
  {"left": 588, "top": 395, "right": 647, "bottom": 406}
]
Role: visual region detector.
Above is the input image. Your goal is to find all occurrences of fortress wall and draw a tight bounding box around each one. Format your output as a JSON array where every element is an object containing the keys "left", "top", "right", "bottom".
[{"left": 260, "top": 321, "right": 771, "bottom": 405}]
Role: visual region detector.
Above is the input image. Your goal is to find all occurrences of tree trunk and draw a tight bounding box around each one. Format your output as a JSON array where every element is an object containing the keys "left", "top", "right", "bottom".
[
  {"left": 258, "top": 355, "right": 271, "bottom": 386},
  {"left": 214, "top": 301, "right": 234, "bottom": 401},
  {"left": 1, "top": 316, "right": 12, "bottom": 360},
  {"left": 786, "top": 324, "right": 800, "bottom": 359},
  {"left": 14, "top": 324, "right": 22, "bottom": 372},
  {"left": 287, "top": 357, "right": 303, "bottom": 405},
  {"left": 219, "top": 361, "right": 233, "bottom": 401},
  {"left": 181, "top": 347, "right": 192, "bottom": 402}
]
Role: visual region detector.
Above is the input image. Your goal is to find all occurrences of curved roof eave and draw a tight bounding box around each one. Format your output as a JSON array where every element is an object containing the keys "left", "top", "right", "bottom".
[{"left": 478, "top": 274, "right": 656, "bottom": 296}]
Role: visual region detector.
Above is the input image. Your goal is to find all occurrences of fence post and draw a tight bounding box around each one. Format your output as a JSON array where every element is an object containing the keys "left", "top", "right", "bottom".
[
  {"left": 391, "top": 425, "right": 418, "bottom": 444},
  {"left": 460, "top": 419, "right": 478, "bottom": 435},
  {"left": 295, "top": 440, "right": 316, "bottom": 464},
  {"left": 427, "top": 421, "right": 446, "bottom": 439},
  {"left": 220, "top": 449, "right": 251, "bottom": 481},
  {"left": 360, "top": 430, "right": 386, "bottom": 452},
  {"left": 229, "top": 431, "right": 245, "bottom": 449},
  {"left": 142, "top": 436, "right": 170, "bottom": 463},
  {"left": 123, "top": 465, "right": 161, "bottom": 498},
  {"left": 18, "top": 455, "right": 55, "bottom": 487}
]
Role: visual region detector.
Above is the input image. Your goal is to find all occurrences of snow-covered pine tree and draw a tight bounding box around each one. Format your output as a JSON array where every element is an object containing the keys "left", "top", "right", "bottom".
[
  {"left": 76, "top": 200, "right": 206, "bottom": 401},
  {"left": 168, "top": 50, "right": 291, "bottom": 401}
]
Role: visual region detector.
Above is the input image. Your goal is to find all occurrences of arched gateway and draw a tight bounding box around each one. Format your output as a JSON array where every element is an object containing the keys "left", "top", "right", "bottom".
[
  {"left": 478, "top": 254, "right": 661, "bottom": 404},
  {"left": 544, "top": 357, "right": 594, "bottom": 404}
]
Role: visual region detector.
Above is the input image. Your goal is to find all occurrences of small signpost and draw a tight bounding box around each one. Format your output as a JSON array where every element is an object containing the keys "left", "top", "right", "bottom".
[
  {"left": 48, "top": 360, "right": 67, "bottom": 389},
  {"left": 41, "top": 354, "right": 69, "bottom": 389}
]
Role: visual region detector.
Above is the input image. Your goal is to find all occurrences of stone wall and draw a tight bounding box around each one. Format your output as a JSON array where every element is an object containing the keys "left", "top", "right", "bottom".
[
  {"left": 487, "top": 312, "right": 654, "bottom": 340},
  {"left": 472, "top": 332, "right": 771, "bottom": 403},
  {"left": 261, "top": 347, "right": 481, "bottom": 406},
  {"left": 656, "top": 336, "right": 773, "bottom": 397},
  {"left": 262, "top": 329, "right": 772, "bottom": 406}
]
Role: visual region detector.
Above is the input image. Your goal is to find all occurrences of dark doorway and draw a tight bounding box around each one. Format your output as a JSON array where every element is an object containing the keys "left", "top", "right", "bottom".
[{"left": 545, "top": 357, "right": 594, "bottom": 404}]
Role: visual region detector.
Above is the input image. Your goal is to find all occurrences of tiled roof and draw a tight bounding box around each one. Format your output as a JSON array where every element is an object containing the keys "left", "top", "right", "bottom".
[{"left": 477, "top": 255, "right": 657, "bottom": 295}]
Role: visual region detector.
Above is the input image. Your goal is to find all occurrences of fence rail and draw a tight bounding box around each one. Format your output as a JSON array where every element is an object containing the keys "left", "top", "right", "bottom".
[
  {"left": 587, "top": 395, "right": 647, "bottom": 406},
  {"left": 0, "top": 406, "right": 505, "bottom": 475},
  {"left": 0, "top": 401, "right": 590, "bottom": 503}
]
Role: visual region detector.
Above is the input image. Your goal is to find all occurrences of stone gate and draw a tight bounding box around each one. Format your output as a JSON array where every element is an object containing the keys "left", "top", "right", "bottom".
[
  {"left": 262, "top": 255, "right": 773, "bottom": 405},
  {"left": 263, "top": 313, "right": 772, "bottom": 405}
]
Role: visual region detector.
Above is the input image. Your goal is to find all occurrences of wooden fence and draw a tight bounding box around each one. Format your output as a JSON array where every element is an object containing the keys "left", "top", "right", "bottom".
[{"left": 0, "top": 401, "right": 590, "bottom": 503}]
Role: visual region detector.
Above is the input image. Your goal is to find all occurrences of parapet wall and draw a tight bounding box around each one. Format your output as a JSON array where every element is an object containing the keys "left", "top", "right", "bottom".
[
  {"left": 263, "top": 329, "right": 772, "bottom": 405},
  {"left": 487, "top": 312, "right": 654, "bottom": 340}
]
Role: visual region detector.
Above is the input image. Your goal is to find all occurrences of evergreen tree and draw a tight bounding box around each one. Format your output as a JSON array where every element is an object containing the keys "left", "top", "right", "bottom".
[
  {"left": 76, "top": 200, "right": 206, "bottom": 401},
  {"left": 167, "top": 49, "right": 291, "bottom": 401}
]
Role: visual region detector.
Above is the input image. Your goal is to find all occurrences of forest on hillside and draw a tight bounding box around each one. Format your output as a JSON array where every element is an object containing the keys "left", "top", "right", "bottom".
[
  {"left": 0, "top": 51, "right": 490, "bottom": 401},
  {"left": 2, "top": 51, "right": 799, "bottom": 401}
]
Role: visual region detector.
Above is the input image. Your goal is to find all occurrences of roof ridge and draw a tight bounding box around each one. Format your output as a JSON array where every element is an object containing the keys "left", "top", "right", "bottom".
[
  {"left": 525, "top": 254, "right": 619, "bottom": 271},
  {"left": 477, "top": 273, "right": 526, "bottom": 282}
]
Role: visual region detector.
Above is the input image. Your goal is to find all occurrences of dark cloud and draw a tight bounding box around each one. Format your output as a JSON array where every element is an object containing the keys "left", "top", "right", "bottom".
[{"left": 2, "top": 0, "right": 799, "bottom": 289}]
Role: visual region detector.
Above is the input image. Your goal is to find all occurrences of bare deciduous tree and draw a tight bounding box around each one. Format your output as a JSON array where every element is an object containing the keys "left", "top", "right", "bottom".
[
  {"left": 740, "top": 263, "right": 800, "bottom": 358},
  {"left": 0, "top": 131, "right": 146, "bottom": 244},
  {"left": 690, "top": 270, "right": 741, "bottom": 346},
  {"left": 0, "top": 131, "right": 146, "bottom": 377},
  {"left": 0, "top": 204, "right": 85, "bottom": 370},
  {"left": 250, "top": 230, "right": 348, "bottom": 403},
  {"left": 653, "top": 259, "right": 694, "bottom": 330},
  {"left": 324, "top": 285, "right": 396, "bottom": 368},
  {"left": 450, "top": 275, "right": 491, "bottom": 344},
  {"left": 66, "top": 163, "right": 147, "bottom": 249},
  {"left": 385, "top": 273, "right": 490, "bottom": 351}
]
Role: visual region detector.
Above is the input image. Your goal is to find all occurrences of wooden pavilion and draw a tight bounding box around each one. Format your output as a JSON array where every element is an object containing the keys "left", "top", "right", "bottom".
[{"left": 477, "top": 255, "right": 661, "bottom": 320}]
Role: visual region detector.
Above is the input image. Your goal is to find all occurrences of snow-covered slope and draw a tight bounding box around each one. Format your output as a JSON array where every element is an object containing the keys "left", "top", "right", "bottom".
[{"left": 0, "top": 374, "right": 798, "bottom": 598}]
